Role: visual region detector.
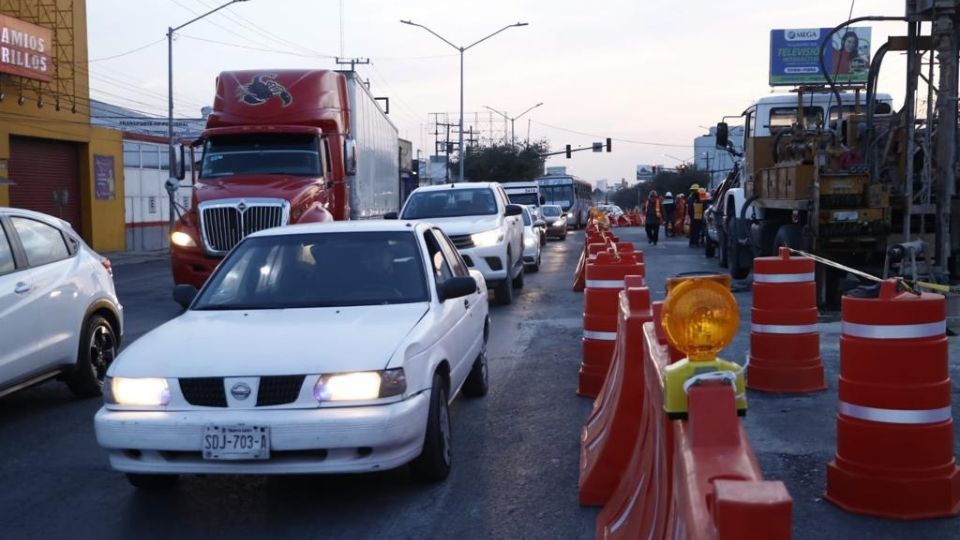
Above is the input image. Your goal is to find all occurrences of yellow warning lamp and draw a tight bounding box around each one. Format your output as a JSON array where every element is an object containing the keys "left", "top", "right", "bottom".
[{"left": 661, "top": 278, "right": 747, "bottom": 418}]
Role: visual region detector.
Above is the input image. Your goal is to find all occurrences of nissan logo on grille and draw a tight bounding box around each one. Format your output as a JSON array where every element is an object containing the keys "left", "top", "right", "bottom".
[{"left": 231, "top": 383, "right": 252, "bottom": 401}]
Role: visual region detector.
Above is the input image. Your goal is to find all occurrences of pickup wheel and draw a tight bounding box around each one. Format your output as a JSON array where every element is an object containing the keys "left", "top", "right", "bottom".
[
  {"left": 728, "top": 219, "right": 751, "bottom": 281},
  {"left": 411, "top": 373, "right": 452, "bottom": 482},
  {"left": 718, "top": 228, "right": 729, "bottom": 268},
  {"left": 494, "top": 255, "right": 514, "bottom": 306},
  {"left": 65, "top": 314, "right": 117, "bottom": 397},
  {"left": 512, "top": 260, "right": 525, "bottom": 289}
]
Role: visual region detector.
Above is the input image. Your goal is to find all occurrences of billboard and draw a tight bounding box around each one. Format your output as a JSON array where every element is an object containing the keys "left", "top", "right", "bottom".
[
  {"left": 769, "top": 27, "right": 871, "bottom": 86},
  {"left": 0, "top": 14, "right": 54, "bottom": 82},
  {"left": 636, "top": 165, "right": 656, "bottom": 182}
]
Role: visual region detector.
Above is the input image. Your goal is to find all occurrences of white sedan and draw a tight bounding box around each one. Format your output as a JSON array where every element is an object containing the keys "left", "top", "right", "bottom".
[{"left": 95, "top": 221, "right": 490, "bottom": 488}]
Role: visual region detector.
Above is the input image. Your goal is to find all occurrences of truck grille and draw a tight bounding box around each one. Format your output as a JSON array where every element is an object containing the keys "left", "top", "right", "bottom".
[
  {"left": 179, "top": 375, "right": 307, "bottom": 407},
  {"left": 449, "top": 234, "right": 475, "bottom": 249},
  {"left": 200, "top": 199, "right": 288, "bottom": 254}
]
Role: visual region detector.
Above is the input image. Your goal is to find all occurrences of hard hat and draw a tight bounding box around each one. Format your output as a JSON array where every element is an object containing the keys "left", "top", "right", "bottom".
[
  {"left": 649, "top": 190, "right": 658, "bottom": 197},
  {"left": 665, "top": 192, "right": 673, "bottom": 197},
  {"left": 690, "top": 183, "right": 701, "bottom": 191}
]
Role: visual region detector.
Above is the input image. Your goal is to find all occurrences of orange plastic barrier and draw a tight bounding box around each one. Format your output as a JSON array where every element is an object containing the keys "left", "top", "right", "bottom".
[
  {"left": 574, "top": 242, "right": 615, "bottom": 292},
  {"left": 579, "top": 252, "right": 645, "bottom": 397},
  {"left": 825, "top": 279, "right": 960, "bottom": 519},
  {"left": 597, "top": 305, "right": 793, "bottom": 539},
  {"left": 747, "top": 247, "right": 826, "bottom": 393},
  {"left": 579, "top": 276, "right": 652, "bottom": 506}
]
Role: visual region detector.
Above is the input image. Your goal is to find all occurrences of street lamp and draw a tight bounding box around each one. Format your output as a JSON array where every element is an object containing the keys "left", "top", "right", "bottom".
[
  {"left": 166, "top": 0, "right": 250, "bottom": 232},
  {"left": 484, "top": 102, "right": 543, "bottom": 146},
  {"left": 401, "top": 19, "right": 528, "bottom": 182}
]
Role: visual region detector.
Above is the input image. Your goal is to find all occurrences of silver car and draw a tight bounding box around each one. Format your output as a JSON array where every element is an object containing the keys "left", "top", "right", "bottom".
[
  {"left": 520, "top": 206, "right": 543, "bottom": 272},
  {"left": 540, "top": 205, "right": 568, "bottom": 240}
]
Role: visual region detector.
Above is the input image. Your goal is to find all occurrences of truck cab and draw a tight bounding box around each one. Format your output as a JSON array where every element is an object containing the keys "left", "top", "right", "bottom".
[{"left": 170, "top": 70, "right": 398, "bottom": 288}]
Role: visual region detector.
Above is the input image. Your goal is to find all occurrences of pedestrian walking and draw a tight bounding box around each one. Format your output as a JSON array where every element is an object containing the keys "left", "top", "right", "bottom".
[{"left": 642, "top": 190, "right": 662, "bottom": 245}]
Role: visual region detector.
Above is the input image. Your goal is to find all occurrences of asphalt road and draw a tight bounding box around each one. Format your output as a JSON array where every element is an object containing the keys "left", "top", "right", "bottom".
[{"left": 2, "top": 228, "right": 958, "bottom": 539}]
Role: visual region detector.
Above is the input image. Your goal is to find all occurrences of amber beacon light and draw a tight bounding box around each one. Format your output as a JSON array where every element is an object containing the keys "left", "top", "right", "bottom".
[{"left": 661, "top": 278, "right": 746, "bottom": 418}]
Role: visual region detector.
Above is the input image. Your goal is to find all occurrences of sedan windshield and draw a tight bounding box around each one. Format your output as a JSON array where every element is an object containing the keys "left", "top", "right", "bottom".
[
  {"left": 402, "top": 188, "right": 498, "bottom": 219},
  {"left": 201, "top": 133, "right": 321, "bottom": 178},
  {"left": 541, "top": 205, "right": 562, "bottom": 218},
  {"left": 193, "top": 232, "right": 429, "bottom": 309}
]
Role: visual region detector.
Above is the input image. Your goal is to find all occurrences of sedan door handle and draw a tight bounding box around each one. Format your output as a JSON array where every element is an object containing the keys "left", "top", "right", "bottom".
[
  {"left": 464, "top": 298, "right": 470, "bottom": 309},
  {"left": 14, "top": 282, "right": 32, "bottom": 294}
]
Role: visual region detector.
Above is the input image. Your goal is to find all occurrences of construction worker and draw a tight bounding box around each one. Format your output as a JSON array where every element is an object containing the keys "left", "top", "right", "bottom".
[
  {"left": 662, "top": 191, "right": 675, "bottom": 237},
  {"left": 674, "top": 193, "right": 686, "bottom": 236},
  {"left": 642, "top": 190, "right": 662, "bottom": 245},
  {"left": 688, "top": 184, "right": 704, "bottom": 247}
]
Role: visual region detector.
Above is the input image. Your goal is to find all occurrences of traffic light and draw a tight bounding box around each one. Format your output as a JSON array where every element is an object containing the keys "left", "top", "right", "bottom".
[
  {"left": 565, "top": 144, "right": 572, "bottom": 159},
  {"left": 606, "top": 138, "right": 612, "bottom": 152}
]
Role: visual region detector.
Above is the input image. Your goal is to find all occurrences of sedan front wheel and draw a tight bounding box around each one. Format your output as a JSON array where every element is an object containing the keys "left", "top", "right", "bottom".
[{"left": 411, "top": 373, "right": 451, "bottom": 482}]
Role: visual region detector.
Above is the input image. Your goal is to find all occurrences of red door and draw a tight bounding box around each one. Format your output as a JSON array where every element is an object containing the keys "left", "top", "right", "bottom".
[{"left": 8, "top": 136, "right": 82, "bottom": 233}]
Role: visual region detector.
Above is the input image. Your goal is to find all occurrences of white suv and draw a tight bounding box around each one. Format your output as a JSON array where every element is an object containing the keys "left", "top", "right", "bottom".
[
  {"left": 397, "top": 182, "right": 525, "bottom": 305},
  {"left": 0, "top": 207, "right": 123, "bottom": 399}
]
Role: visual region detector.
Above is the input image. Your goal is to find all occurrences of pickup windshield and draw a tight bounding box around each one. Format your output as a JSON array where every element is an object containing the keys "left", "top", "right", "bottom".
[
  {"left": 200, "top": 133, "right": 321, "bottom": 178},
  {"left": 193, "top": 232, "right": 429, "bottom": 309},
  {"left": 402, "top": 188, "right": 498, "bottom": 219}
]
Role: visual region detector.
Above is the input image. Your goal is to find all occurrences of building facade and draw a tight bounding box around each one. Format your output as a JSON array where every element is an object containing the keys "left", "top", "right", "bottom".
[{"left": 0, "top": 1, "right": 124, "bottom": 251}]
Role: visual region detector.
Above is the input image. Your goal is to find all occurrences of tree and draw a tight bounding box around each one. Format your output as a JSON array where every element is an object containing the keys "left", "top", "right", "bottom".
[
  {"left": 609, "top": 168, "right": 710, "bottom": 210},
  {"left": 448, "top": 139, "right": 550, "bottom": 181}
]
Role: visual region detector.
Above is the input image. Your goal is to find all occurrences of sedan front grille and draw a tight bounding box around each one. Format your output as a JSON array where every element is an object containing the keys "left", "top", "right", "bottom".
[
  {"left": 179, "top": 377, "right": 227, "bottom": 407},
  {"left": 179, "top": 376, "right": 307, "bottom": 407},
  {"left": 200, "top": 200, "right": 287, "bottom": 253},
  {"left": 256, "top": 375, "right": 306, "bottom": 406},
  {"left": 449, "top": 234, "right": 475, "bottom": 249}
]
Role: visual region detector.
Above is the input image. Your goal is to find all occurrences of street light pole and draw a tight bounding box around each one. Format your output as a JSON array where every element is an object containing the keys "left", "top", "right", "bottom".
[
  {"left": 401, "top": 20, "right": 528, "bottom": 181},
  {"left": 167, "top": 0, "right": 249, "bottom": 233},
  {"left": 485, "top": 101, "right": 542, "bottom": 147}
]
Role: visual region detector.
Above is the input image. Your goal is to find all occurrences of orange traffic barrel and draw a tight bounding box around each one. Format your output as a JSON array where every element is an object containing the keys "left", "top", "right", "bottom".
[
  {"left": 825, "top": 279, "right": 960, "bottom": 519},
  {"left": 579, "top": 251, "right": 644, "bottom": 398},
  {"left": 747, "top": 248, "right": 826, "bottom": 393}
]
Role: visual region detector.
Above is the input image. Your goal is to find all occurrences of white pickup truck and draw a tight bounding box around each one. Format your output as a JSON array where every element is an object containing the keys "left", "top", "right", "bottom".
[{"left": 395, "top": 182, "right": 526, "bottom": 305}]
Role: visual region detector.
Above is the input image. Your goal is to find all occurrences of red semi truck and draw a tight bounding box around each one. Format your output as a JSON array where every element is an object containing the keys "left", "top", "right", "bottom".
[{"left": 170, "top": 69, "right": 399, "bottom": 288}]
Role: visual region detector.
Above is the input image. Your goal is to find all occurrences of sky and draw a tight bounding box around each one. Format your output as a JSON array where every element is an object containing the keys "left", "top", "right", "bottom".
[{"left": 86, "top": 0, "right": 910, "bottom": 185}]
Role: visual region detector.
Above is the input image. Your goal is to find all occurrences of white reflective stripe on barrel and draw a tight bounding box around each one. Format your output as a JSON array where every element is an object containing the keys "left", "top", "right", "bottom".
[
  {"left": 751, "top": 323, "right": 819, "bottom": 334},
  {"left": 842, "top": 320, "right": 945, "bottom": 339},
  {"left": 753, "top": 272, "right": 815, "bottom": 283},
  {"left": 583, "top": 330, "right": 617, "bottom": 341},
  {"left": 839, "top": 401, "right": 952, "bottom": 424},
  {"left": 585, "top": 279, "right": 626, "bottom": 289}
]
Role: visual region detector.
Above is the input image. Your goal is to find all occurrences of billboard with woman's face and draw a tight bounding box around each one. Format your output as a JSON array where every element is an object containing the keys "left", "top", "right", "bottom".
[{"left": 770, "top": 27, "right": 871, "bottom": 86}]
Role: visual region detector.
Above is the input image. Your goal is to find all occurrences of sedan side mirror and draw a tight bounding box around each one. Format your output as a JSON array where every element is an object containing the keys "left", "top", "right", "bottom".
[
  {"left": 173, "top": 284, "right": 198, "bottom": 309},
  {"left": 504, "top": 204, "right": 523, "bottom": 217},
  {"left": 438, "top": 276, "right": 477, "bottom": 302},
  {"left": 384, "top": 211, "right": 399, "bottom": 220}
]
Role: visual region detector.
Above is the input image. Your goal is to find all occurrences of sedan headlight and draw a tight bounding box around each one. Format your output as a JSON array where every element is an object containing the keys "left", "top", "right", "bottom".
[
  {"left": 105, "top": 377, "right": 171, "bottom": 406},
  {"left": 566, "top": 212, "right": 574, "bottom": 219},
  {"left": 170, "top": 231, "right": 196, "bottom": 247},
  {"left": 471, "top": 228, "right": 504, "bottom": 248},
  {"left": 313, "top": 368, "right": 406, "bottom": 402},
  {"left": 524, "top": 235, "right": 538, "bottom": 248}
]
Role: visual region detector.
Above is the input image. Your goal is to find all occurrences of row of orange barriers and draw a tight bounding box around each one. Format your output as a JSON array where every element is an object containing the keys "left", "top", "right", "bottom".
[
  {"left": 574, "top": 216, "right": 792, "bottom": 538},
  {"left": 573, "top": 216, "right": 960, "bottom": 537}
]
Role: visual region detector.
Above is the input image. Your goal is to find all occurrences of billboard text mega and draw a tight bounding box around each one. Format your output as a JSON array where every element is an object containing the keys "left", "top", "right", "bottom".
[{"left": 769, "top": 27, "right": 870, "bottom": 86}]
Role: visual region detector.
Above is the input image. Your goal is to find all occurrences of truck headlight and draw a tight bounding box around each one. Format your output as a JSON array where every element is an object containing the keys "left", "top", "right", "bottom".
[
  {"left": 170, "top": 231, "right": 197, "bottom": 247},
  {"left": 105, "top": 377, "right": 171, "bottom": 406},
  {"left": 471, "top": 228, "right": 504, "bottom": 247},
  {"left": 313, "top": 368, "right": 406, "bottom": 402}
]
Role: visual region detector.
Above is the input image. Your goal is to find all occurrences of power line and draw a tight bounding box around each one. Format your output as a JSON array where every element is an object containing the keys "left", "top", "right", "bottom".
[
  {"left": 89, "top": 38, "right": 165, "bottom": 62},
  {"left": 530, "top": 120, "right": 691, "bottom": 148}
]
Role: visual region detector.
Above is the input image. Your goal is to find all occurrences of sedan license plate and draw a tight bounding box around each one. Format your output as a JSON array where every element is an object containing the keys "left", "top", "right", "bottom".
[{"left": 203, "top": 425, "right": 270, "bottom": 460}]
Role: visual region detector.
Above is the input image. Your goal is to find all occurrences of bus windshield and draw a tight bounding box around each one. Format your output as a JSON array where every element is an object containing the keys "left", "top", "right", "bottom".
[{"left": 540, "top": 184, "right": 574, "bottom": 209}]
